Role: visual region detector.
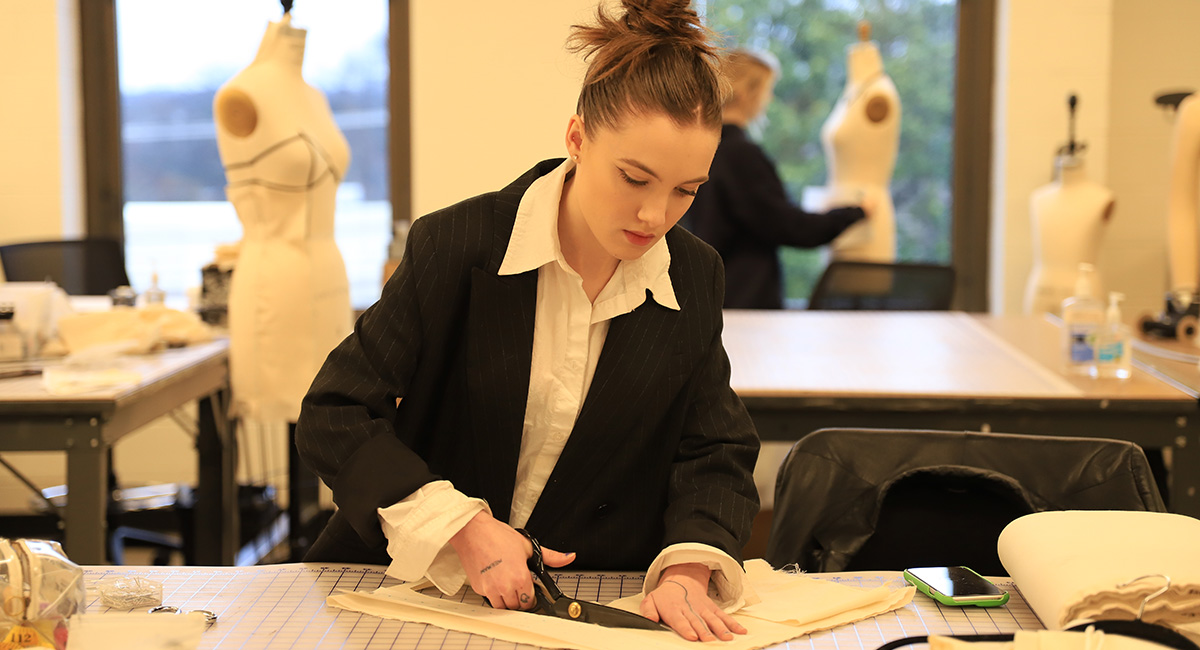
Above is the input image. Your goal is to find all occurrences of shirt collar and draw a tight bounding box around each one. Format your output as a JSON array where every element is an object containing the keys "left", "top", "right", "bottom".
[{"left": 498, "top": 159, "right": 680, "bottom": 312}]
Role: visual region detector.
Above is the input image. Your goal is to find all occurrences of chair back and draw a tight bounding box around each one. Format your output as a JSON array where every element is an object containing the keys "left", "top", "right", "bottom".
[
  {"left": 808, "top": 261, "right": 955, "bottom": 310},
  {"left": 0, "top": 239, "right": 131, "bottom": 295},
  {"left": 765, "top": 428, "right": 1165, "bottom": 575}
]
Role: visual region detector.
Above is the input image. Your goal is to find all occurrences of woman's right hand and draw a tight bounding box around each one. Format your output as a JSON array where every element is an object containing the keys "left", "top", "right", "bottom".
[{"left": 449, "top": 511, "right": 576, "bottom": 610}]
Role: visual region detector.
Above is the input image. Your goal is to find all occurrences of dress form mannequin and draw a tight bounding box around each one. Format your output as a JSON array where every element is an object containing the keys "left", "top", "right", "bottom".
[
  {"left": 1166, "top": 93, "right": 1200, "bottom": 297},
  {"left": 819, "top": 21, "right": 901, "bottom": 263},
  {"left": 1023, "top": 154, "right": 1115, "bottom": 316},
  {"left": 213, "top": 12, "right": 353, "bottom": 423}
]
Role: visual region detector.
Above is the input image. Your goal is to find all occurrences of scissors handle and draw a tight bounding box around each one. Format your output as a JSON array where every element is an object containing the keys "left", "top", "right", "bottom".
[{"left": 514, "top": 528, "right": 563, "bottom": 601}]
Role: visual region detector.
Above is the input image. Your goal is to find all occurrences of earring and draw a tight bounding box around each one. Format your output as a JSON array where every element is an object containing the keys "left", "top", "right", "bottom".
[{"left": 571, "top": 154, "right": 579, "bottom": 162}]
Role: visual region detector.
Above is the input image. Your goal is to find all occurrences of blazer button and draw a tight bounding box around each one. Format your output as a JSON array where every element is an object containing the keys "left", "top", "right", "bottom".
[{"left": 595, "top": 504, "right": 609, "bottom": 519}]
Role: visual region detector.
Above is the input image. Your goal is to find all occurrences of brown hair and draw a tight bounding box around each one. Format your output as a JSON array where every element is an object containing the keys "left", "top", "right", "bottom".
[
  {"left": 568, "top": 0, "right": 725, "bottom": 134},
  {"left": 722, "top": 49, "right": 780, "bottom": 113}
]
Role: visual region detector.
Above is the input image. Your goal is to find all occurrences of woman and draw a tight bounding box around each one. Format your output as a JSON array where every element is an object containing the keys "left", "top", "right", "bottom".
[
  {"left": 295, "top": 0, "right": 759, "bottom": 642},
  {"left": 686, "top": 49, "right": 870, "bottom": 309}
]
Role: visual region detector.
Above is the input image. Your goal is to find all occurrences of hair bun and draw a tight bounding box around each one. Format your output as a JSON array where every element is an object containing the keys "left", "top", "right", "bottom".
[
  {"left": 620, "top": 0, "right": 706, "bottom": 44},
  {"left": 568, "top": 0, "right": 725, "bottom": 133}
]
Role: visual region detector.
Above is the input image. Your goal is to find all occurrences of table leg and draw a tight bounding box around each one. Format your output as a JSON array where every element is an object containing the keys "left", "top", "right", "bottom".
[
  {"left": 64, "top": 424, "right": 108, "bottom": 565},
  {"left": 195, "top": 388, "right": 238, "bottom": 565},
  {"left": 1170, "top": 424, "right": 1200, "bottom": 517}
]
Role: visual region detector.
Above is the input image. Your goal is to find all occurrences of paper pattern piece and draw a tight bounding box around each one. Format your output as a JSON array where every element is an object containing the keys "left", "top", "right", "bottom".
[
  {"left": 998, "top": 511, "right": 1200, "bottom": 640},
  {"left": 67, "top": 612, "right": 204, "bottom": 650},
  {"left": 327, "top": 559, "right": 915, "bottom": 650}
]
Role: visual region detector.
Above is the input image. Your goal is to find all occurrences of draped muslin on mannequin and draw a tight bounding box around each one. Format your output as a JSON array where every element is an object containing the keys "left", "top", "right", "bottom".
[
  {"left": 1023, "top": 154, "right": 1114, "bottom": 316},
  {"left": 820, "top": 22, "right": 901, "bottom": 263},
  {"left": 213, "top": 13, "right": 353, "bottom": 422}
]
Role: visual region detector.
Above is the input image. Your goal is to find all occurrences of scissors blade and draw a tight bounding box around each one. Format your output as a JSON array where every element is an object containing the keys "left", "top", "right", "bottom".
[{"left": 550, "top": 598, "right": 670, "bottom": 632}]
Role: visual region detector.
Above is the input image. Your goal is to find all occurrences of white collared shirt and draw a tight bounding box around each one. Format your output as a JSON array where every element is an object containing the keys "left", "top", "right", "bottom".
[{"left": 378, "top": 159, "right": 744, "bottom": 608}]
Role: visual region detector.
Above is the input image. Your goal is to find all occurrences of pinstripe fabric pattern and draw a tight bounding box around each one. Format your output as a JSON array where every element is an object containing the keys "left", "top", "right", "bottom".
[{"left": 296, "top": 159, "right": 761, "bottom": 569}]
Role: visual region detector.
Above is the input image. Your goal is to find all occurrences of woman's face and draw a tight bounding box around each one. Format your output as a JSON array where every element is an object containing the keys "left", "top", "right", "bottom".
[{"left": 564, "top": 112, "right": 720, "bottom": 262}]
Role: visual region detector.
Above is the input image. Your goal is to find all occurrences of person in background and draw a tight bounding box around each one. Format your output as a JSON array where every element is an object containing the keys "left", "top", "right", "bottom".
[
  {"left": 685, "top": 49, "right": 871, "bottom": 309},
  {"left": 294, "top": 0, "right": 760, "bottom": 642}
]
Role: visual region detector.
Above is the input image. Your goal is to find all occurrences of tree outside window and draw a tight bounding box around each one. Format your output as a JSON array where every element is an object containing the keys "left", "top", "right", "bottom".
[{"left": 703, "top": 0, "right": 957, "bottom": 305}]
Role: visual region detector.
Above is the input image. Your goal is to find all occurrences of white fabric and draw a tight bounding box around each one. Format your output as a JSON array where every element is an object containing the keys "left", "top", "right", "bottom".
[
  {"left": 327, "top": 559, "right": 915, "bottom": 650},
  {"left": 998, "top": 510, "right": 1200, "bottom": 641},
  {"left": 379, "top": 159, "right": 738, "bottom": 601}
]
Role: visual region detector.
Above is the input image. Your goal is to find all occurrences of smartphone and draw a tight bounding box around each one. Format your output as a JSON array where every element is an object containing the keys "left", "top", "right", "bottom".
[{"left": 902, "top": 566, "right": 1010, "bottom": 607}]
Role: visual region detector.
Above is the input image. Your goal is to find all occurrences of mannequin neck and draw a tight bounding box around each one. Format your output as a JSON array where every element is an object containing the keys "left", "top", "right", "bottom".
[
  {"left": 846, "top": 42, "right": 883, "bottom": 85},
  {"left": 253, "top": 14, "right": 307, "bottom": 75},
  {"left": 1056, "top": 155, "right": 1088, "bottom": 184}
]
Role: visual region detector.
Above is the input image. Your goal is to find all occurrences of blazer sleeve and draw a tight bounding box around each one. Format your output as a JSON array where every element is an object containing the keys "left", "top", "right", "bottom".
[
  {"left": 662, "top": 256, "right": 761, "bottom": 561},
  {"left": 717, "top": 138, "right": 864, "bottom": 248},
  {"left": 295, "top": 216, "right": 445, "bottom": 549}
]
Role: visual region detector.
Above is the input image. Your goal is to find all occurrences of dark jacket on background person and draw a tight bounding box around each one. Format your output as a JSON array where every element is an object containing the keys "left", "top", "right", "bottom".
[
  {"left": 685, "top": 124, "right": 865, "bottom": 309},
  {"left": 295, "top": 159, "right": 760, "bottom": 569}
]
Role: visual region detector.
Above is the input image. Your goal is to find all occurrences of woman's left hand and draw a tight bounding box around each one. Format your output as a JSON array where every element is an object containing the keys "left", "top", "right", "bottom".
[{"left": 639, "top": 562, "right": 747, "bottom": 642}]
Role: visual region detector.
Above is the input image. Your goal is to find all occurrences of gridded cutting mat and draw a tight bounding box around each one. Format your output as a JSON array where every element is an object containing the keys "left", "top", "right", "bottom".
[{"left": 83, "top": 565, "right": 1041, "bottom": 650}]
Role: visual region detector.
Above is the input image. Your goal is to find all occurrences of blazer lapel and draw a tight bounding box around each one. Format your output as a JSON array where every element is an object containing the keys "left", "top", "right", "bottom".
[
  {"left": 525, "top": 294, "right": 681, "bottom": 530},
  {"left": 465, "top": 268, "right": 537, "bottom": 524}
]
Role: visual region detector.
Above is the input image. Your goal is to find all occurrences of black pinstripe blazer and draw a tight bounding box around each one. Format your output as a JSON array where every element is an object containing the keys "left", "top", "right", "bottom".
[{"left": 296, "top": 159, "right": 760, "bottom": 569}]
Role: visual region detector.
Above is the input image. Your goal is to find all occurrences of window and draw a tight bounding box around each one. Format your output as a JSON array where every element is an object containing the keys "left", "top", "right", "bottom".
[
  {"left": 703, "top": 0, "right": 964, "bottom": 306},
  {"left": 114, "top": 1, "right": 390, "bottom": 309}
]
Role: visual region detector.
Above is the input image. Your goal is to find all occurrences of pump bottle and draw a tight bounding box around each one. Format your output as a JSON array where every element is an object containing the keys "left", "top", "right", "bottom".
[
  {"left": 1061, "top": 263, "right": 1104, "bottom": 376},
  {"left": 1095, "top": 291, "right": 1132, "bottom": 379}
]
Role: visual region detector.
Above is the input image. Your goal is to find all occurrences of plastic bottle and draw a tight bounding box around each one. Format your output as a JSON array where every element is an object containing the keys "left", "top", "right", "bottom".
[
  {"left": 144, "top": 271, "right": 167, "bottom": 307},
  {"left": 1095, "top": 291, "right": 1132, "bottom": 379},
  {"left": 1060, "top": 263, "right": 1104, "bottom": 376},
  {"left": 0, "top": 303, "right": 26, "bottom": 361}
]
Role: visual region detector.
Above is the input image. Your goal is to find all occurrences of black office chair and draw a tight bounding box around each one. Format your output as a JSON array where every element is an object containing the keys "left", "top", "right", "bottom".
[
  {"left": 807, "top": 261, "right": 955, "bottom": 310},
  {"left": 765, "top": 428, "right": 1165, "bottom": 576},
  {"left": 0, "top": 238, "right": 130, "bottom": 295}
]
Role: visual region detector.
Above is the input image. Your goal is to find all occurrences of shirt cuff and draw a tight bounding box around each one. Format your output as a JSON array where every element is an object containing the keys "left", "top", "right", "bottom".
[
  {"left": 642, "top": 543, "right": 761, "bottom": 613},
  {"left": 377, "top": 480, "right": 490, "bottom": 595}
]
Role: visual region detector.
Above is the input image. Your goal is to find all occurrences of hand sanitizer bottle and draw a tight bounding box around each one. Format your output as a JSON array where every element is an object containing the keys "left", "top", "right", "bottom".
[
  {"left": 1095, "top": 292, "right": 1132, "bottom": 379},
  {"left": 1061, "top": 263, "right": 1103, "bottom": 376},
  {"left": 144, "top": 271, "right": 167, "bottom": 308}
]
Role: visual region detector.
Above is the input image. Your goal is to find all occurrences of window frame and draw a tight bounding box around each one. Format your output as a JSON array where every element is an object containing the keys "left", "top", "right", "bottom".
[
  {"left": 78, "top": 0, "right": 411, "bottom": 238},
  {"left": 80, "top": 0, "right": 987, "bottom": 310}
]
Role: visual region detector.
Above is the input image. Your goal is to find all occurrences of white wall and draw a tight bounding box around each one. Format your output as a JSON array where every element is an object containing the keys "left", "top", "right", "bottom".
[
  {"left": 1103, "top": 0, "right": 1200, "bottom": 320},
  {"left": 0, "top": 0, "right": 83, "bottom": 250},
  {"left": 991, "top": 0, "right": 1113, "bottom": 315},
  {"left": 409, "top": 1, "right": 595, "bottom": 219},
  {"left": 991, "top": 0, "right": 1200, "bottom": 317}
]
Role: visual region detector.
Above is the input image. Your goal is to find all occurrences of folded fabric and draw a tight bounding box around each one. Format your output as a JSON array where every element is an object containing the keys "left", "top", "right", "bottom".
[
  {"left": 327, "top": 559, "right": 914, "bottom": 650},
  {"left": 56, "top": 307, "right": 212, "bottom": 355},
  {"left": 42, "top": 366, "right": 144, "bottom": 395},
  {"left": 997, "top": 511, "right": 1200, "bottom": 641}
]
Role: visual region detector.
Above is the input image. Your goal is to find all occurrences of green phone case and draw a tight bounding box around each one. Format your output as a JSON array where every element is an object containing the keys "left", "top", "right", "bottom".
[{"left": 902, "top": 567, "right": 1010, "bottom": 608}]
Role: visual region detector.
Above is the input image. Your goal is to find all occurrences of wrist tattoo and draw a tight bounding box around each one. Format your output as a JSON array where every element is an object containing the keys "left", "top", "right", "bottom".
[{"left": 480, "top": 560, "right": 502, "bottom": 574}]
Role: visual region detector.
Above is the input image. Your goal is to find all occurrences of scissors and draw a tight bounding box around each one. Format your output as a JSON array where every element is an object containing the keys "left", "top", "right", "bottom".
[{"left": 514, "top": 529, "right": 669, "bottom": 632}]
